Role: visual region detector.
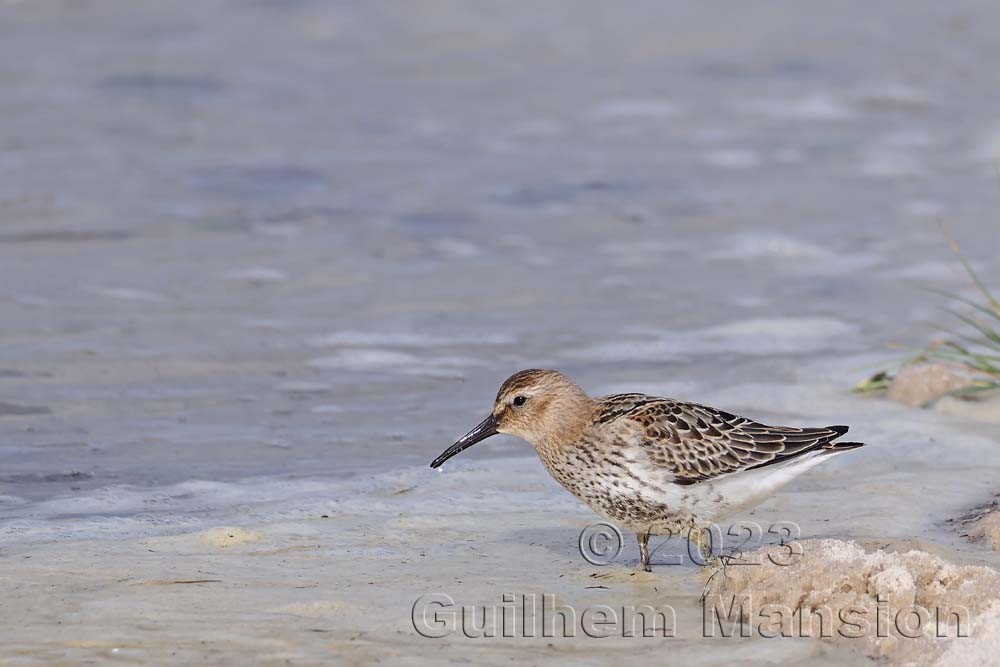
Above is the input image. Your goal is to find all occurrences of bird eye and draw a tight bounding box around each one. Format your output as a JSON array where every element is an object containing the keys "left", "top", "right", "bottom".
[{"left": 513, "top": 395, "right": 527, "bottom": 407}]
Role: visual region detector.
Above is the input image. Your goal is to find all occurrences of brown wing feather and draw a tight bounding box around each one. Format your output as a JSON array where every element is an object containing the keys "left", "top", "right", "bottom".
[{"left": 596, "top": 394, "right": 851, "bottom": 485}]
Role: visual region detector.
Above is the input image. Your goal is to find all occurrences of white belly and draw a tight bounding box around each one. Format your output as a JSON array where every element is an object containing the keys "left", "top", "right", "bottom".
[{"left": 597, "top": 448, "right": 842, "bottom": 532}]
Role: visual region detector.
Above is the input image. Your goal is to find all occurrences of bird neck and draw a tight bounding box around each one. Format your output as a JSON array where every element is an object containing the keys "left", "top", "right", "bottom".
[{"left": 533, "top": 391, "right": 596, "bottom": 457}]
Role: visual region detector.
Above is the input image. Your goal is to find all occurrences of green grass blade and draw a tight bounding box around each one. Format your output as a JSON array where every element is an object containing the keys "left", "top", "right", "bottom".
[
  {"left": 951, "top": 245, "right": 1000, "bottom": 315},
  {"left": 922, "top": 287, "right": 1000, "bottom": 322},
  {"left": 946, "top": 309, "right": 1000, "bottom": 347}
]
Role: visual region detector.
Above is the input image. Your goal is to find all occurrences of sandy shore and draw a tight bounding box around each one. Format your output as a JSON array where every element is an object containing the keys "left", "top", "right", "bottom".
[{"left": 4, "top": 388, "right": 999, "bottom": 664}]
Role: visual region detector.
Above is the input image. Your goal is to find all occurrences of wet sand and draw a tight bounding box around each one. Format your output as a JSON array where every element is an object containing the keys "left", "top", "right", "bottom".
[{"left": 2, "top": 1, "right": 1000, "bottom": 664}]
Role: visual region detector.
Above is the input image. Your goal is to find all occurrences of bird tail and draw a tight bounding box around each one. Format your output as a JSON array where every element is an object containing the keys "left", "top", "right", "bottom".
[
  {"left": 822, "top": 440, "right": 865, "bottom": 451},
  {"left": 820, "top": 425, "right": 864, "bottom": 452}
]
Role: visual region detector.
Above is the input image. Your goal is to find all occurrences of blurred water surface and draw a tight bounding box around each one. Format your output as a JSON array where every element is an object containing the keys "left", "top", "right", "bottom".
[{"left": 0, "top": 1, "right": 997, "bottom": 512}]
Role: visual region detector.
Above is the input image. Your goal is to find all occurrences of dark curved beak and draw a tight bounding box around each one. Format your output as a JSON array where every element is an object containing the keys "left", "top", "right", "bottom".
[{"left": 430, "top": 414, "right": 498, "bottom": 468}]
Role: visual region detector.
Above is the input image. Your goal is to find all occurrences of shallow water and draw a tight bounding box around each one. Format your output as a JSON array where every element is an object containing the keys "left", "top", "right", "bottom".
[{"left": 1, "top": 1, "right": 999, "bottom": 664}]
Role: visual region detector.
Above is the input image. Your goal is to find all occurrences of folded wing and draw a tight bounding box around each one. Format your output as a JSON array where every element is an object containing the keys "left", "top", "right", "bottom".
[{"left": 596, "top": 394, "right": 857, "bottom": 485}]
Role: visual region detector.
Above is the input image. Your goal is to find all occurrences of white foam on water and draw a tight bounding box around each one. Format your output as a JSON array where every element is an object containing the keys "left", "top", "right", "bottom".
[
  {"left": 306, "top": 349, "right": 421, "bottom": 370},
  {"left": 274, "top": 381, "right": 331, "bottom": 394},
  {"left": 307, "top": 330, "right": 517, "bottom": 348},
  {"left": 730, "top": 295, "right": 770, "bottom": 308},
  {"left": 504, "top": 118, "right": 566, "bottom": 139},
  {"left": 0, "top": 458, "right": 578, "bottom": 547},
  {"left": 899, "top": 199, "right": 946, "bottom": 218},
  {"left": 304, "top": 349, "right": 486, "bottom": 379},
  {"left": 562, "top": 338, "right": 686, "bottom": 363},
  {"left": 565, "top": 317, "right": 859, "bottom": 362},
  {"left": 860, "top": 150, "right": 926, "bottom": 178},
  {"left": 221, "top": 267, "right": 287, "bottom": 283},
  {"left": 706, "top": 233, "right": 881, "bottom": 276},
  {"left": 428, "top": 238, "right": 480, "bottom": 259},
  {"left": 967, "top": 123, "right": 1000, "bottom": 168},
  {"left": 686, "top": 317, "right": 859, "bottom": 354},
  {"left": 735, "top": 93, "right": 854, "bottom": 121},
  {"left": 309, "top": 404, "right": 343, "bottom": 414},
  {"left": 251, "top": 222, "right": 301, "bottom": 238},
  {"left": 584, "top": 98, "right": 682, "bottom": 121},
  {"left": 239, "top": 318, "right": 304, "bottom": 330},
  {"left": 879, "top": 260, "right": 969, "bottom": 283},
  {"left": 704, "top": 148, "right": 762, "bottom": 169},
  {"left": 706, "top": 233, "right": 835, "bottom": 260},
  {"left": 85, "top": 286, "right": 168, "bottom": 302}
]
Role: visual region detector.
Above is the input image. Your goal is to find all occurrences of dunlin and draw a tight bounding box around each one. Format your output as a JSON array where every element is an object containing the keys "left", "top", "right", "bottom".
[{"left": 431, "top": 369, "right": 864, "bottom": 571}]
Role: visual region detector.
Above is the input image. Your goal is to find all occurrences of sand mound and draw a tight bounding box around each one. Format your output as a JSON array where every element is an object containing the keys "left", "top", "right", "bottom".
[
  {"left": 964, "top": 506, "right": 1000, "bottom": 551},
  {"left": 703, "top": 539, "right": 1000, "bottom": 662},
  {"left": 882, "top": 361, "right": 1000, "bottom": 422},
  {"left": 887, "top": 362, "right": 977, "bottom": 408},
  {"left": 933, "top": 602, "right": 1000, "bottom": 666}
]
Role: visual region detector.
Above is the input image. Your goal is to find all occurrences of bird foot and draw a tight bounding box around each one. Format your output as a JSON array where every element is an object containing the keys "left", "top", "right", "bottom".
[{"left": 698, "top": 549, "right": 744, "bottom": 601}]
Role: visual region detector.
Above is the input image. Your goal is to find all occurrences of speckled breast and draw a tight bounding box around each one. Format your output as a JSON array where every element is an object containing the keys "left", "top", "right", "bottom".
[{"left": 541, "top": 446, "right": 694, "bottom": 533}]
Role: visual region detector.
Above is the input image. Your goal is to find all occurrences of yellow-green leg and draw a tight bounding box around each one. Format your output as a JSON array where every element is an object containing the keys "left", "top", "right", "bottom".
[
  {"left": 637, "top": 530, "right": 652, "bottom": 572},
  {"left": 688, "top": 523, "right": 720, "bottom": 568}
]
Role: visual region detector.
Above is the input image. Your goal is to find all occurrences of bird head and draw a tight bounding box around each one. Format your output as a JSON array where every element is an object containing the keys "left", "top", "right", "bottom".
[{"left": 430, "top": 369, "right": 592, "bottom": 468}]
